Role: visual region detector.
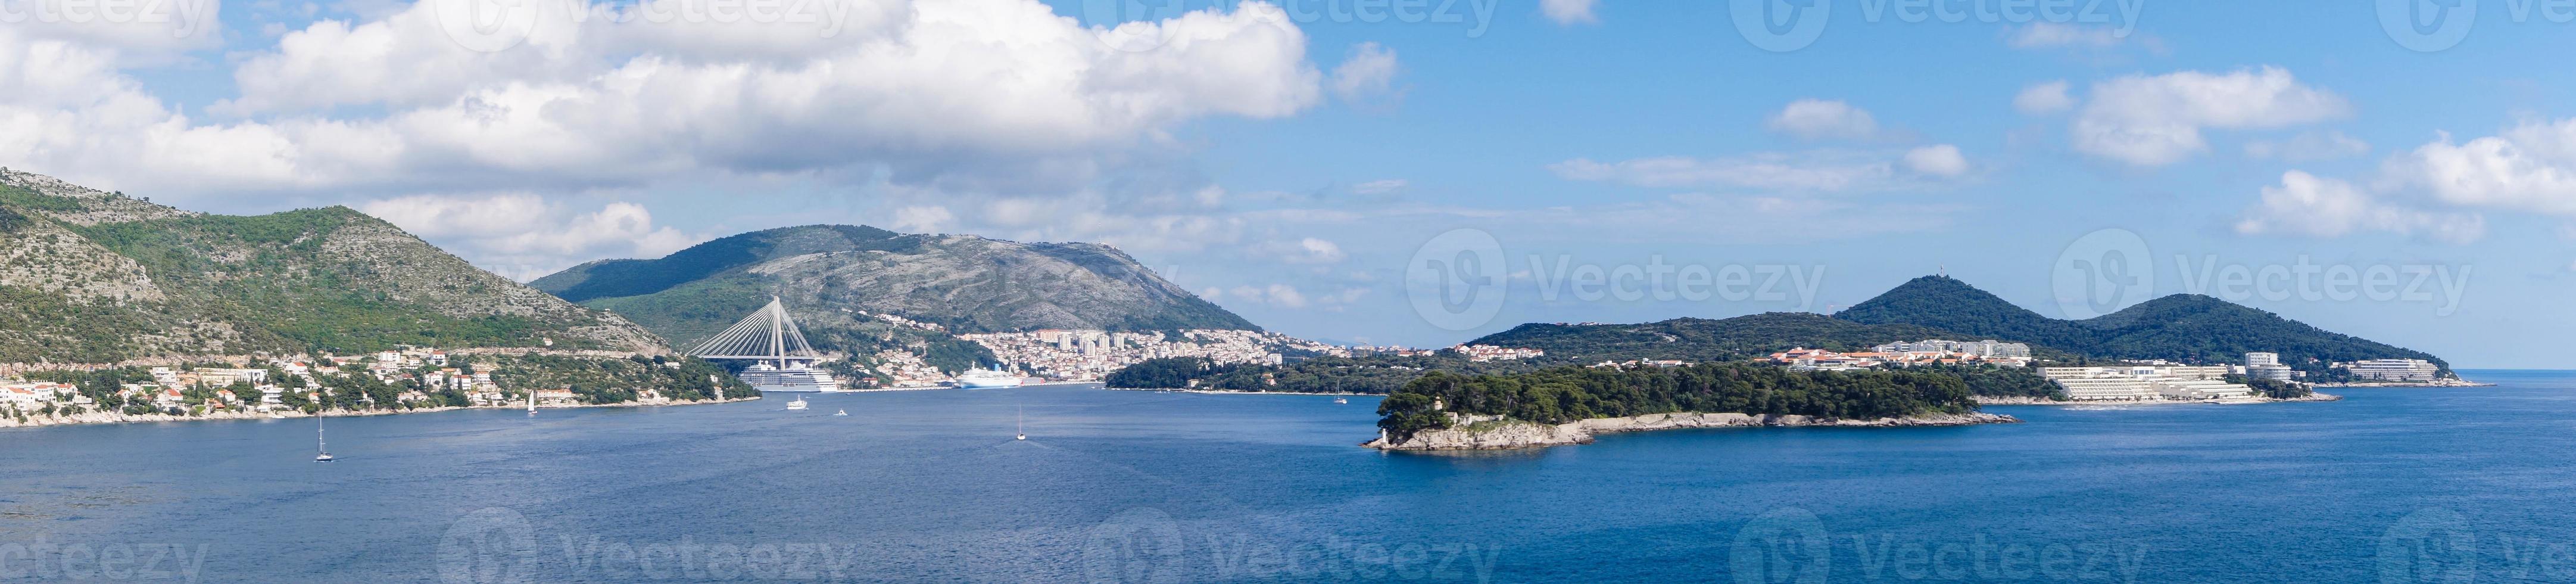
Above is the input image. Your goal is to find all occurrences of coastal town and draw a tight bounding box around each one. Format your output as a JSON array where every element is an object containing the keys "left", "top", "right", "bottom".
[
  {"left": 958, "top": 329, "right": 1361, "bottom": 383},
  {"left": 1756, "top": 340, "right": 2458, "bottom": 403},
  {"left": 0, "top": 347, "right": 723, "bottom": 426}
]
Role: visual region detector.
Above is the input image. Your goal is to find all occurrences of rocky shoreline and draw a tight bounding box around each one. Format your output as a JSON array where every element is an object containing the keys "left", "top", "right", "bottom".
[
  {"left": 1975, "top": 393, "right": 2344, "bottom": 406},
  {"left": 0, "top": 396, "right": 761, "bottom": 430},
  {"left": 1362, "top": 411, "right": 2020, "bottom": 451}
]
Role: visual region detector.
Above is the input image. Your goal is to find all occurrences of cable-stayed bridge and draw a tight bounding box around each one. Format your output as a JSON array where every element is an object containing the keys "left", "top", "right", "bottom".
[{"left": 688, "top": 297, "right": 822, "bottom": 367}]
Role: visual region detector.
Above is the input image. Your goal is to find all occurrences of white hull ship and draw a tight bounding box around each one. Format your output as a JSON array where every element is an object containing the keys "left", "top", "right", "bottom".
[
  {"left": 738, "top": 362, "right": 838, "bottom": 393},
  {"left": 691, "top": 297, "right": 842, "bottom": 393},
  {"left": 956, "top": 368, "right": 1024, "bottom": 390}
]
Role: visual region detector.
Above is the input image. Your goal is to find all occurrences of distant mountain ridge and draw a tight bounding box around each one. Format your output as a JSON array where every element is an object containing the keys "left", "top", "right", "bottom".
[
  {"left": 1835, "top": 275, "right": 2444, "bottom": 369},
  {"left": 531, "top": 225, "right": 1257, "bottom": 357},
  {"left": 0, "top": 169, "right": 669, "bottom": 364},
  {"left": 1468, "top": 312, "right": 2048, "bottom": 362}
]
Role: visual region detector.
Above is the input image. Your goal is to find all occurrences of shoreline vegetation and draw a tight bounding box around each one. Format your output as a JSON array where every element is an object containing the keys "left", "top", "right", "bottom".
[
  {"left": 1364, "top": 411, "right": 2019, "bottom": 451},
  {"left": 1367, "top": 362, "right": 2009, "bottom": 451}
]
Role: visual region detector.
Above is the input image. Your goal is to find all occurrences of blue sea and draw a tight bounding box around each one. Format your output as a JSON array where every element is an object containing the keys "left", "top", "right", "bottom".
[{"left": 3, "top": 371, "right": 2572, "bottom": 583}]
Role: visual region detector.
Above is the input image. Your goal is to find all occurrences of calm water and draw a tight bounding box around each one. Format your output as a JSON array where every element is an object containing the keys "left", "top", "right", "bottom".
[{"left": 3, "top": 371, "right": 2573, "bottom": 583}]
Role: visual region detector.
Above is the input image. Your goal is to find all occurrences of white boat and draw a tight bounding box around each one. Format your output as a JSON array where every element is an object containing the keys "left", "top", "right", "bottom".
[
  {"left": 1015, "top": 406, "right": 1027, "bottom": 440},
  {"left": 957, "top": 368, "right": 1024, "bottom": 390},
  {"left": 527, "top": 389, "right": 538, "bottom": 416},
  {"left": 313, "top": 408, "right": 335, "bottom": 463},
  {"left": 786, "top": 396, "right": 810, "bottom": 411},
  {"left": 1334, "top": 398, "right": 1349, "bottom": 404},
  {"left": 832, "top": 409, "right": 848, "bottom": 417}
]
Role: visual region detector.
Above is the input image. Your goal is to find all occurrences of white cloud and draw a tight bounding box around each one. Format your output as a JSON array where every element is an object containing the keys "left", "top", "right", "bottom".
[
  {"left": 1260, "top": 237, "right": 1345, "bottom": 264},
  {"left": 2013, "top": 80, "right": 2074, "bottom": 115},
  {"left": 2382, "top": 118, "right": 2576, "bottom": 216},
  {"left": 1540, "top": 0, "right": 1599, "bottom": 24},
  {"left": 359, "top": 193, "right": 704, "bottom": 279},
  {"left": 890, "top": 205, "right": 956, "bottom": 234},
  {"left": 2006, "top": 23, "right": 2129, "bottom": 49},
  {"left": 2070, "top": 67, "right": 2350, "bottom": 167},
  {"left": 8, "top": 0, "right": 1325, "bottom": 198},
  {"left": 1766, "top": 99, "right": 1879, "bottom": 141},
  {"left": 1329, "top": 42, "right": 1401, "bottom": 105},
  {"left": 1903, "top": 144, "right": 1969, "bottom": 176},
  {"left": 1552, "top": 148, "right": 1963, "bottom": 192},
  {"left": 1351, "top": 179, "right": 1409, "bottom": 194},
  {"left": 2244, "top": 131, "right": 2371, "bottom": 161},
  {"left": 1225, "top": 284, "right": 1308, "bottom": 308},
  {"left": 2233, "top": 171, "right": 2484, "bottom": 244}
]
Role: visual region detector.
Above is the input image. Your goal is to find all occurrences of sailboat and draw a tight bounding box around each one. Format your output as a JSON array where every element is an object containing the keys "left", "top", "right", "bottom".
[
  {"left": 1015, "top": 406, "right": 1027, "bottom": 440},
  {"left": 313, "top": 406, "right": 335, "bottom": 462},
  {"left": 786, "top": 396, "right": 809, "bottom": 411},
  {"left": 526, "top": 390, "right": 538, "bottom": 416}
]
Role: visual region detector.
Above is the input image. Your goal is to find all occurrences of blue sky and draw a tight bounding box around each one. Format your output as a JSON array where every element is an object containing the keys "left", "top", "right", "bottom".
[{"left": 7, "top": 0, "right": 2574, "bottom": 367}]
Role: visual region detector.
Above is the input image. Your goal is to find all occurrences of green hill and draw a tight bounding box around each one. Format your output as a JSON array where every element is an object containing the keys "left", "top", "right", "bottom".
[
  {"left": 532, "top": 224, "right": 1256, "bottom": 366},
  {"left": 0, "top": 169, "right": 670, "bottom": 364},
  {"left": 1835, "top": 275, "right": 2446, "bottom": 371}
]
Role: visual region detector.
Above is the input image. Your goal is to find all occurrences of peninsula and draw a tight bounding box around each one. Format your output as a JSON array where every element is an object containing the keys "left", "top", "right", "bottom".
[{"left": 1364, "top": 363, "right": 2019, "bottom": 451}]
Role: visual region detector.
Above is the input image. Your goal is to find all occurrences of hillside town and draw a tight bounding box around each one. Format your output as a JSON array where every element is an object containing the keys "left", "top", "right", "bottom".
[
  {"left": 959, "top": 329, "right": 1355, "bottom": 383},
  {"left": 1766, "top": 339, "right": 2037, "bottom": 371}
]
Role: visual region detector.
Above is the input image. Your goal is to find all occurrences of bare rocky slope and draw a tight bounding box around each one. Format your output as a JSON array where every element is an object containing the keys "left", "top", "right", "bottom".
[
  {"left": 0, "top": 169, "right": 669, "bottom": 365},
  {"left": 531, "top": 225, "right": 1256, "bottom": 353}
]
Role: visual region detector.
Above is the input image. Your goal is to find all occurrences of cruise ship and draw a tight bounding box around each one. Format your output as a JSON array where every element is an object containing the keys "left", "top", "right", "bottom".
[
  {"left": 738, "top": 362, "right": 839, "bottom": 393},
  {"left": 689, "top": 297, "right": 841, "bottom": 393},
  {"left": 955, "top": 368, "right": 1024, "bottom": 389}
]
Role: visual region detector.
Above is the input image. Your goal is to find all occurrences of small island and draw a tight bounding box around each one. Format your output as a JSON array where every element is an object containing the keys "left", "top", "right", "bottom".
[{"left": 1363, "top": 362, "right": 2019, "bottom": 451}]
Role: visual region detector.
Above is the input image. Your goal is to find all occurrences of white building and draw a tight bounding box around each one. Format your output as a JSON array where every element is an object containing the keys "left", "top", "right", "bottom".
[
  {"left": 2336, "top": 359, "right": 2441, "bottom": 381},
  {"left": 2243, "top": 353, "right": 2295, "bottom": 381},
  {"left": 2041, "top": 366, "right": 2255, "bottom": 401}
]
